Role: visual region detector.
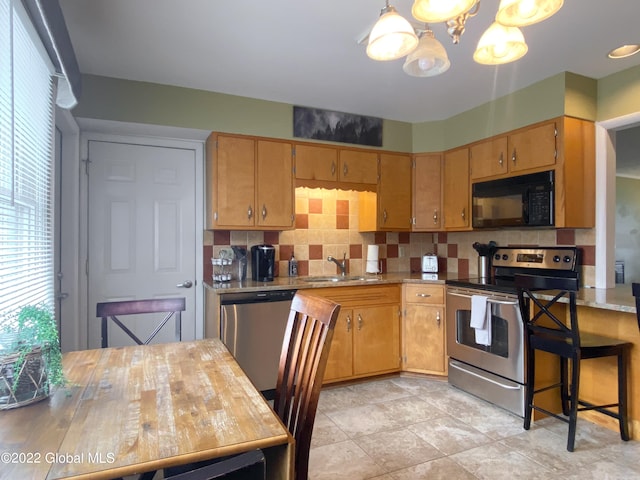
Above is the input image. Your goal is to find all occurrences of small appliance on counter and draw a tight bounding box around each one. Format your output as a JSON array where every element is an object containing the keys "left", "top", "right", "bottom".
[
  {"left": 251, "top": 244, "right": 275, "bottom": 281},
  {"left": 421, "top": 254, "right": 438, "bottom": 273}
]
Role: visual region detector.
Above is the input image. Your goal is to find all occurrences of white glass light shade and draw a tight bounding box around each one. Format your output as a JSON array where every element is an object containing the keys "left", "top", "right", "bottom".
[
  {"left": 403, "top": 31, "right": 450, "bottom": 77},
  {"left": 367, "top": 7, "right": 419, "bottom": 61},
  {"left": 496, "top": 0, "right": 563, "bottom": 27},
  {"left": 473, "top": 22, "right": 528, "bottom": 65},
  {"left": 412, "top": 0, "right": 477, "bottom": 23}
]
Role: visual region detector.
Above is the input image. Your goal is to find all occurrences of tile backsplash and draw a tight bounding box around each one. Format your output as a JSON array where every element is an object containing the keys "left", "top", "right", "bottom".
[{"left": 204, "top": 187, "right": 596, "bottom": 286}]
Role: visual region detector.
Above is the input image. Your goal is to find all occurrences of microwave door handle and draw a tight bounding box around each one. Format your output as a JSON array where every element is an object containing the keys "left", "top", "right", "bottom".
[{"left": 523, "top": 189, "right": 529, "bottom": 225}]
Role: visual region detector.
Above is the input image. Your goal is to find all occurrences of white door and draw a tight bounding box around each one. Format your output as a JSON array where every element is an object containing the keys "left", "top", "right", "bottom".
[{"left": 87, "top": 140, "right": 197, "bottom": 348}]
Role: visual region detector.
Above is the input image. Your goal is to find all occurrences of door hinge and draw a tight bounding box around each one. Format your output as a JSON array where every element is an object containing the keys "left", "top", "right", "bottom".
[{"left": 82, "top": 157, "right": 91, "bottom": 175}]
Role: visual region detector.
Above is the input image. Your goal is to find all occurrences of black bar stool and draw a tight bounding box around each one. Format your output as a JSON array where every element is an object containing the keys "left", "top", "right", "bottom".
[
  {"left": 632, "top": 283, "right": 640, "bottom": 331},
  {"left": 516, "top": 274, "right": 631, "bottom": 452}
]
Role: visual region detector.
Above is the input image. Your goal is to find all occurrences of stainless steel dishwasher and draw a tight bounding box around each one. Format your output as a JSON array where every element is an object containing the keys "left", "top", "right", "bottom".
[{"left": 219, "top": 289, "right": 297, "bottom": 398}]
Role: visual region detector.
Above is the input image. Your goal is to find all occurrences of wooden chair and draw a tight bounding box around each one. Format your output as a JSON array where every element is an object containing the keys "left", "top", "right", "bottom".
[
  {"left": 632, "top": 283, "right": 640, "bottom": 331},
  {"left": 164, "top": 291, "right": 340, "bottom": 480},
  {"left": 96, "top": 297, "right": 186, "bottom": 348},
  {"left": 516, "top": 274, "right": 631, "bottom": 452}
]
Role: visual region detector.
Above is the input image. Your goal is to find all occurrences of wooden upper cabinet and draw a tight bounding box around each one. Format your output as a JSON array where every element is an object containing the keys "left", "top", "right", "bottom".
[
  {"left": 338, "top": 149, "right": 378, "bottom": 185},
  {"left": 508, "top": 121, "right": 557, "bottom": 173},
  {"left": 294, "top": 144, "right": 337, "bottom": 182},
  {"left": 470, "top": 121, "right": 558, "bottom": 181},
  {"left": 206, "top": 133, "right": 294, "bottom": 230},
  {"left": 443, "top": 147, "right": 470, "bottom": 230},
  {"left": 207, "top": 134, "right": 256, "bottom": 229},
  {"left": 413, "top": 153, "right": 443, "bottom": 231},
  {"left": 470, "top": 136, "right": 508, "bottom": 180},
  {"left": 256, "top": 139, "right": 294, "bottom": 228},
  {"left": 378, "top": 153, "right": 412, "bottom": 231}
]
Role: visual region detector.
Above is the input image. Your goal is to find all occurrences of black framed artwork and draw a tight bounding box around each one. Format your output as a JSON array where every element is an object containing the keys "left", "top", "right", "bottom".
[{"left": 293, "top": 106, "right": 382, "bottom": 147}]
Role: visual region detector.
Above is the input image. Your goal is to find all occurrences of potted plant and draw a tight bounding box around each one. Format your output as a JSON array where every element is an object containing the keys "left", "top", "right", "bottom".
[{"left": 0, "top": 304, "right": 64, "bottom": 409}]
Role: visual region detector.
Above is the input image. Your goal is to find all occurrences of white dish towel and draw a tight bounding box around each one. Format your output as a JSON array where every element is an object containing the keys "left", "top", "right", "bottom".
[{"left": 470, "top": 295, "right": 492, "bottom": 346}]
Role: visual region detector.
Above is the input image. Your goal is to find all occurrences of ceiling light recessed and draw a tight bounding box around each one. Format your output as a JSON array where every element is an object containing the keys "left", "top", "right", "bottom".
[{"left": 607, "top": 44, "right": 640, "bottom": 59}]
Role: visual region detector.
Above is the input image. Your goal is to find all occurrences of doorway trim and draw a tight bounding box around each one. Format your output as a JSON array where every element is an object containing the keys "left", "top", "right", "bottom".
[
  {"left": 75, "top": 119, "right": 208, "bottom": 349},
  {"left": 595, "top": 111, "right": 640, "bottom": 288}
]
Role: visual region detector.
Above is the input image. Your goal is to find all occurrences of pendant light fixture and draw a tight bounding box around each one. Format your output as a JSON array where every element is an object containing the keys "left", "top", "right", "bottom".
[
  {"left": 473, "top": 22, "right": 528, "bottom": 65},
  {"left": 496, "top": 0, "right": 564, "bottom": 27},
  {"left": 403, "top": 29, "right": 450, "bottom": 77},
  {"left": 367, "top": 1, "right": 419, "bottom": 61},
  {"left": 412, "top": 0, "right": 477, "bottom": 24}
]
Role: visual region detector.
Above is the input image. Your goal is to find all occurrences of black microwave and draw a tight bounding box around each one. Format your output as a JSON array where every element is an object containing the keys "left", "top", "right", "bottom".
[{"left": 472, "top": 170, "right": 554, "bottom": 228}]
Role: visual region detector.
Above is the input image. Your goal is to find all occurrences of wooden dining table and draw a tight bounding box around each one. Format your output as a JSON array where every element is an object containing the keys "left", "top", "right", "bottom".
[{"left": 0, "top": 339, "right": 293, "bottom": 480}]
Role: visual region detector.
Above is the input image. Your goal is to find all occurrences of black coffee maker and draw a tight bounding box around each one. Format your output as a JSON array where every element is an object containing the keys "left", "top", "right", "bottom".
[{"left": 251, "top": 244, "right": 275, "bottom": 281}]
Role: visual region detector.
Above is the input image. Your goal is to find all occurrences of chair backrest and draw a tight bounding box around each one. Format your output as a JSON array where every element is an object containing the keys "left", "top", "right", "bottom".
[
  {"left": 515, "top": 274, "right": 580, "bottom": 355},
  {"left": 273, "top": 292, "right": 340, "bottom": 480},
  {"left": 96, "top": 297, "right": 186, "bottom": 348},
  {"left": 632, "top": 283, "right": 640, "bottom": 331}
]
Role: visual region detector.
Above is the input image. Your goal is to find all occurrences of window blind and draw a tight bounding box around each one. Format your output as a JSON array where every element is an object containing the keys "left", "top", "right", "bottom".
[{"left": 0, "top": 0, "right": 56, "bottom": 318}]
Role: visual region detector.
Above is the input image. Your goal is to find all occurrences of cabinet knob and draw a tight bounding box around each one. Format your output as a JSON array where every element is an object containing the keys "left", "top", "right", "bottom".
[
  {"left": 343, "top": 162, "right": 348, "bottom": 176},
  {"left": 262, "top": 204, "right": 267, "bottom": 220},
  {"left": 433, "top": 209, "right": 438, "bottom": 224},
  {"left": 346, "top": 315, "right": 351, "bottom": 332},
  {"left": 499, "top": 152, "right": 504, "bottom": 166},
  {"left": 331, "top": 161, "right": 336, "bottom": 176},
  {"left": 461, "top": 208, "right": 465, "bottom": 220},
  {"left": 247, "top": 205, "right": 253, "bottom": 220},
  {"left": 436, "top": 311, "right": 441, "bottom": 326},
  {"left": 357, "top": 314, "right": 363, "bottom": 331},
  {"left": 512, "top": 148, "right": 517, "bottom": 164}
]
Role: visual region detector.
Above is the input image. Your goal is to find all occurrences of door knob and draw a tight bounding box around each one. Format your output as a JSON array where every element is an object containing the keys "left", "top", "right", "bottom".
[{"left": 176, "top": 280, "right": 193, "bottom": 288}]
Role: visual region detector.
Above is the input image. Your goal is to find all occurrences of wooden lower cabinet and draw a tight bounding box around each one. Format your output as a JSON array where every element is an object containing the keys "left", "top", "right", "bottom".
[
  {"left": 303, "top": 285, "right": 401, "bottom": 384},
  {"left": 402, "top": 283, "right": 447, "bottom": 376}
]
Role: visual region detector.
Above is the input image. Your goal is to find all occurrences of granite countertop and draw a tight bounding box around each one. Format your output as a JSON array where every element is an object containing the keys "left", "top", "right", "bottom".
[
  {"left": 204, "top": 273, "right": 637, "bottom": 314},
  {"left": 551, "top": 284, "right": 637, "bottom": 314},
  {"left": 204, "top": 272, "right": 453, "bottom": 293}
]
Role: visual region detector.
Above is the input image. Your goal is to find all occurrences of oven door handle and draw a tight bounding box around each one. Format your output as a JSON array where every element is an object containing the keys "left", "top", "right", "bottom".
[
  {"left": 449, "top": 361, "right": 523, "bottom": 390},
  {"left": 447, "top": 291, "right": 518, "bottom": 306}
]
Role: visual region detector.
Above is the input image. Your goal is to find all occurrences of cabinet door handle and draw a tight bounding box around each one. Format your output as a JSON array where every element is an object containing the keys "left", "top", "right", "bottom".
[
  {"left": 262, "top": 204, "right": 267, "bottom": 220},
  {"left": 433, "top": 209, "right": 438, "bottom": 224},
  {"left": 512, "top": 148, "right": 517, "bottom": 164},
  {"left": 346, "top": 315, "right": 351, "bottom": 332},
  {"left": 383, "top": 209, "right": 388, "bottom": 223},
  {"left": 343, "top": 162, "right": 348, "bottom": 176},
  {"left": 331, "top": 161, "right": 336, "bottom": 177},
  {"left": 416, "top": 293, "right": 431, "bottom": 298},
  {"left": 461, "top": 208, "right": 466, "bottom": 220},
  {"left": 357, "top": 314, "right": 363, "bottom": 331},
  {"left": 499, "top": 152, "right": 504, "bottom": 166},
  {"left": 436, "top": 311, "right": 441, "bottom": 327},
  {"left": 247, "top": 205, "right": 253, "bottom": 220}
]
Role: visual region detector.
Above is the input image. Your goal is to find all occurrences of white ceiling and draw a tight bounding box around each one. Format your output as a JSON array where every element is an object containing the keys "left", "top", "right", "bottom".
[{"left": 59, "top": 0, "right": 640, "bottom": 124}]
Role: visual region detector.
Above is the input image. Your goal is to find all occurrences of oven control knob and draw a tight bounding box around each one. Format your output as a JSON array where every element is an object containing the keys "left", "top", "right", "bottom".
[
  {"left": 563, "top": 255, "right": 572, "bottom": 263},
  {"left": 502, "top": 254, "right": 508, "bottom": 260},
  {"left": 553, "top": 255, "right": 561, "bottom": 263},
  {"left": 494, "top": 254, "right": 500, "bottom": 261}
]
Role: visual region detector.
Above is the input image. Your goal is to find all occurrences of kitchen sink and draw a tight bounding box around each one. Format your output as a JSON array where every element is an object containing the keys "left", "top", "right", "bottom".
[{"left": 302, "top": 275, "right": 379, "bottom": 282}]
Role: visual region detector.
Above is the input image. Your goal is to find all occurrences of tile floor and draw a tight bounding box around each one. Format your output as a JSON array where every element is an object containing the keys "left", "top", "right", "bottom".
[{"left": 309, "top": 375, "right": 640, "bottom": 480}]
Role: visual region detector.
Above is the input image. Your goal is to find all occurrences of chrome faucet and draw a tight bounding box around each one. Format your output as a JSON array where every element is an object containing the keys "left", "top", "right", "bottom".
[{"left": 327, "top": 253, "right": 347, "bottom": 276}]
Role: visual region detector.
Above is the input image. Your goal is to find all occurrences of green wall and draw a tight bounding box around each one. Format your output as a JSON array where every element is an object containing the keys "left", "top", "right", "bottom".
[
  {"left": 73, "top": 65, "right": 638, "bottom": 153},
  {"left": 73, "top": 74, "right": 414, "bottom": 152},
  {"left": 597, "top": 64, "right": 640, "bottom": 121}
]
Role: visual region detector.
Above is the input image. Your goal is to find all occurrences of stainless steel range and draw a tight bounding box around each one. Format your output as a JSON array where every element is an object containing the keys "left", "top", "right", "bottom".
[{"left": 445, "top": 246, "right": 579, "bottom": 417}]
